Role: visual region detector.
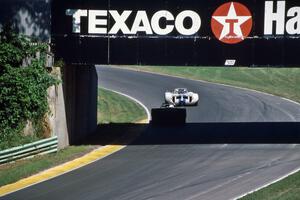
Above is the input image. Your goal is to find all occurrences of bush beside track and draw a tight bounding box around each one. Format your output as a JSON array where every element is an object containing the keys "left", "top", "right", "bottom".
[{"left": 0, "top": 26, "right": 58, "bottom": 150}]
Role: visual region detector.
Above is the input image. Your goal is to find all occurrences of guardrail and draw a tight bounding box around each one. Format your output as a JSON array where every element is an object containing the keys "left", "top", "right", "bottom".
[{"left": 0, "top": 136, "right": 58, "bottom": 164}]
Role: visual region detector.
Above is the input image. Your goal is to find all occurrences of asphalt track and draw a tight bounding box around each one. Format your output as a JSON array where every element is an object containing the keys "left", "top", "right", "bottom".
[
  {"left": 97, "top": 66, "right": 300, "bottom": 123},
  {"left": 3, "top": 66, "right": 300, "bottom": 200}
]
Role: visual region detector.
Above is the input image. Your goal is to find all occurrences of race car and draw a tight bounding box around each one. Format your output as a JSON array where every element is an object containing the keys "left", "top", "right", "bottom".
[{"left": 165, "top": 88, "right": 199, "bottom": 106}]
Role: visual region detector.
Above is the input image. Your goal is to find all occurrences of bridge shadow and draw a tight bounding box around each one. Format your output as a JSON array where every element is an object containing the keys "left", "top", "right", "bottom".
[
  {"left": 84, "top": 122, "right": 300, "bottom": 146},
  {"left": 84, "top": 108, "right": 300, "bottom": 145}
]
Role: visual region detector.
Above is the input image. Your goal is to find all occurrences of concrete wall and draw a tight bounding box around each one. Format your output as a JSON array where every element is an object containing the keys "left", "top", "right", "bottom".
[{"left": 48, "top": 68, "right": 69, "bottom": 148}]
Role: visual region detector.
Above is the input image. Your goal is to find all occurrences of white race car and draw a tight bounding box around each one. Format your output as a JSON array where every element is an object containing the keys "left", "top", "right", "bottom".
[{"left": 165, "top": 88, "right": 199, "bottom": 106}]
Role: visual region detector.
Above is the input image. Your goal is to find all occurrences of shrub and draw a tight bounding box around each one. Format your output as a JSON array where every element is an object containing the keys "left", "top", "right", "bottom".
[{"left": 0, "top": 25, "right": 58, "bottom": 150}]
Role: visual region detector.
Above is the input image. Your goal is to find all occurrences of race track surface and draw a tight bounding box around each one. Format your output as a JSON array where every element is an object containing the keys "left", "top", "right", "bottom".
[
  {"left": 3, "top": 66, "right": 300, "bottom": 200},
  {"left": 96, "top": 66, "right": 300, "bottom": 123}
]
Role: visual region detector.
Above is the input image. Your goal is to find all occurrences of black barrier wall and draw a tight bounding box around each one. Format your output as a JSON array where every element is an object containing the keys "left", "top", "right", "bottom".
[{"left": 52, "top": 0, "right": 300, "bottom": 66}]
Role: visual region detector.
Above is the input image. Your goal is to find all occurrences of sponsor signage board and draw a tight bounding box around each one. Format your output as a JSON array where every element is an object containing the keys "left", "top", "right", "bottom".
[{"left": 52, "top": 0, "right": 300, "bottom": 66}]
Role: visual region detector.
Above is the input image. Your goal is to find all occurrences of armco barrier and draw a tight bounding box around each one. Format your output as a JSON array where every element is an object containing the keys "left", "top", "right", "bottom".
[{"left": 0, "top": 136, "right": 58, "bottom": 164}]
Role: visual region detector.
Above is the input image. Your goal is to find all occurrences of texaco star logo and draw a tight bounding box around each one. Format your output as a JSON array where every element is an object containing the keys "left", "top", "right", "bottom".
[{"left": 211, "top": 2, "right": 252, "bottom": 44}]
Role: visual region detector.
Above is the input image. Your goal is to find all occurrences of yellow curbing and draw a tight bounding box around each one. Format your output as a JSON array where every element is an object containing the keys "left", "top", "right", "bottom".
[{"left": 0, "top": 144, "right": 125, "bottom": 197}]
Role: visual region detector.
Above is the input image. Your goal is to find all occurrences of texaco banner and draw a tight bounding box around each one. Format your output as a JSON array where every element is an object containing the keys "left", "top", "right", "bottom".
[{"left": 52, "top": 0, "right": 300, "bottom": 66}]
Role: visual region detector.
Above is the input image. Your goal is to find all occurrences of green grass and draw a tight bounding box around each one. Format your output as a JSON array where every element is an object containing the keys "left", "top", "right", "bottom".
[
  {"left": 98, "top": 88, "right": 147, "bottom": 123},
  {"left": 0, "top": 146, "right": 96, "bottom": 187},
  {"left": 121, "top": 66, "right": 300, "bottom": 103},
  {"left": 239, "top": 170, "right": 300, "bottom": 200}
]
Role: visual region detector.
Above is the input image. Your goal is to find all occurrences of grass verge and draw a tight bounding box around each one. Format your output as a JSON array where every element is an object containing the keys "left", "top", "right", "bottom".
[
  {"left": 0, "top": 146, "right": 96, "bottom": 187},
  {"left": 98, "top": 88, "right": 147, "bottom": 123},
  {"left": 239, "top": 170, "right": 300, "bottom": 200},
  {"left": 120, "top": 66, "right": 300, "bottom": 103},
  {"left": 0, "top": 87, "right": 147, "bottom": 187}
]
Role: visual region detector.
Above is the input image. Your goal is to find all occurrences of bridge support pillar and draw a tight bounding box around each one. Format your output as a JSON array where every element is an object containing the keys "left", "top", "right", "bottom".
[{"left": 63, "top": 65, "right": 98, "bottom": 144}]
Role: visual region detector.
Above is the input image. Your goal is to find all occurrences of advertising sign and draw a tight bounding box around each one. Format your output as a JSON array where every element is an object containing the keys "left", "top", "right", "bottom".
[{"left": 52, "top": 0, "right": 300, "bottom": 66}]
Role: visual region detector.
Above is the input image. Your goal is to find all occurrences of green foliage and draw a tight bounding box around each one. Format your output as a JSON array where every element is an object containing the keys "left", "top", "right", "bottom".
[
  {"left": 53, "top": 59, "right": 65, "bottom": 68},
  {"left": 0, "top": 25, "right": 58, "bottom": 150}
]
